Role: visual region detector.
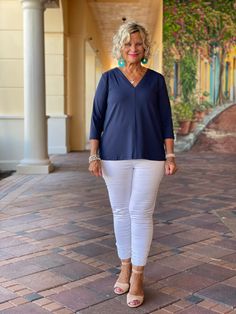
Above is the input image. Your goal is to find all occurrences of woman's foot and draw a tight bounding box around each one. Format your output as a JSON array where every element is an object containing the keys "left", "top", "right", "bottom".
[
  {"left": 127, "top": 268, "right": 144, "bottom": 307},
  {"left": 114, "top": 260, "right": 131, "bottom": 295}
]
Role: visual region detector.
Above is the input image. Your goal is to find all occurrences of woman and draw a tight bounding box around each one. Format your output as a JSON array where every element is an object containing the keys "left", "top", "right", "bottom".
[{"left": 89, "top": 21, "right": 177, "bottom": 308}]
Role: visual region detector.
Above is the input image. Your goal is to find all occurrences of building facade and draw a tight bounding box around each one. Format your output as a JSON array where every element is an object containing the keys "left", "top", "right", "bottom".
[{"left": 0, "top": 0, "right": 163, "bottom": 173}]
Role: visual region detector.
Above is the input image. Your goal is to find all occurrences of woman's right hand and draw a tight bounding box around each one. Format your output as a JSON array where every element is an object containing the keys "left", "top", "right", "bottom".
[{"left": 88, "top": 160, "right": 102, "bottom": 177}]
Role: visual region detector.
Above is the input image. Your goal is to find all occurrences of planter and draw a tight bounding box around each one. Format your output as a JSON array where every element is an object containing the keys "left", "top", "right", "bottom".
[
  {"left": 195, "top": 110, "right": 205, "bottom": 122},
  {"left": 177, "top": 120, "right": 191, "bottom": 135},
  {"left": 189, "top": 119, "right": 197, "bottom": 132},
  {"left": 205, "top": 108, "right": 213, "bottom": 115}
]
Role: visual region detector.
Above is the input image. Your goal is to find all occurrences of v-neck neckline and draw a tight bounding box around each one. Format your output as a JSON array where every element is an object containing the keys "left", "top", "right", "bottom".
[{"left": 116, "top": 67, "right": 149, "bottom": 88}]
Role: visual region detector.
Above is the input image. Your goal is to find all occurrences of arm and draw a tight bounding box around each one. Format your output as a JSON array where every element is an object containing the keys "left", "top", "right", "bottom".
[
  {"left": 158, "top": 75, "right": 177, "bottom": 175},
  {"left": 88, "top": 139, "right": 102, "bottom": 177},
  {"left": 164, "top": 138, "right": 177, "bottom": 175},
  {"left": 88, "top": 73, "right": 108, "bottom": 177},
  {"left": 90, "top": 74, "right": 108, "bottom": 140}
]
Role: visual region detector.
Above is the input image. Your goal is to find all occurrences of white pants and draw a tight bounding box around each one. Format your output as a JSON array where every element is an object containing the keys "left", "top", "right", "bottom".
[{"left": 102, "top": 159, "right": 165, "bottom": 266}]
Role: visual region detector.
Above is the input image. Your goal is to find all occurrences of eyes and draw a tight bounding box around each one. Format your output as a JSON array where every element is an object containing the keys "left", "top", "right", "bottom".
[{"left": 124, "top": 42, "right": 143, "bottom": 48}]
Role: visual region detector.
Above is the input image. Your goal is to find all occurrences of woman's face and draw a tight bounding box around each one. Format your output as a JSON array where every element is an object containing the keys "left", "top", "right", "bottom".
[{"left": 121, "top": 31, "right": 145, "bottom": 64}]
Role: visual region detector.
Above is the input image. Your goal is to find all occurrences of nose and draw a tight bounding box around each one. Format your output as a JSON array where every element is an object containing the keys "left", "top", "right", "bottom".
[{"left": 130, "top": 43, "right": 137, "bottom": 51}]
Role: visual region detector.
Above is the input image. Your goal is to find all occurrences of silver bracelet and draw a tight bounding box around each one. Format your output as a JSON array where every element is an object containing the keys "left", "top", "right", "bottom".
[
  {"left": 89, "top": 154, "right": 101, "bottom": 163},
  {"left": 166, "top": 153, "right": 175, "bottom": 158}
]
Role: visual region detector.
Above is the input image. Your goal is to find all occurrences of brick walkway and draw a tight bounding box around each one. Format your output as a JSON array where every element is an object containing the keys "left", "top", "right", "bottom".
[{"left": 0, "top": 152, "right": 236, "bottom": 314}]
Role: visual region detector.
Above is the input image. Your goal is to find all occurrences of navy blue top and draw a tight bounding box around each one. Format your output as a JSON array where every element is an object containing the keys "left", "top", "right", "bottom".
[{"left": 90, "top": 67, "right": 174, "bottom": 161}]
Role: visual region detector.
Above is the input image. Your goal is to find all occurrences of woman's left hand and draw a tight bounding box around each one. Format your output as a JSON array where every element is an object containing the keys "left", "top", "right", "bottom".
[{"left": 165, "top": 158, "right": 178, "bottom": 175}]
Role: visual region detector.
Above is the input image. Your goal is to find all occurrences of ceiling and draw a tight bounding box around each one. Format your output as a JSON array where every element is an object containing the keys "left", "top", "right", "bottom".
[{"left": 88, "top": 0, "right": 160, "bottom": 59}]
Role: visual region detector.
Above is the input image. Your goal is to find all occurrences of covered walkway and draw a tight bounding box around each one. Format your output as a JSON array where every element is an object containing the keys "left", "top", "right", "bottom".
[{"left": 0, "top": 151, "right": 236, "bottom": 313}]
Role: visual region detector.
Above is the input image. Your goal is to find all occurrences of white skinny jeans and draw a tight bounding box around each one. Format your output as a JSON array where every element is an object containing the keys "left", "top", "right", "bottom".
[{"left": 102, "top": 159, "right": 164, "bottom": 266}]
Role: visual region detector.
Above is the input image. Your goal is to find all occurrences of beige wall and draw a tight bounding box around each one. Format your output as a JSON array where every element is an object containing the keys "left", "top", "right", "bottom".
[
  {"left": 199, "top": 58, "right": 210, "bottom": 94},
  {"left": 66, "top": 0, "right": 109, "bottom": 151},
  {"left": 0, "top": 0, "right": 23, "bottom": 115},
  {"left": 149, "top": 0, "right": 163, "bottom": 73},
  {"left": 225, "top": 46, "right": 236, "bottom": 100},
  {"left": 0, "top": 0, "right": 164, "bottom": 166},
  {"left": 85, "top": 42, "right": 96, "bottom": 148},
  {"left": 0, "top": 0, "right": 110, "bottom": 156},
  {"left": 0, "top": 0, "right": 65, "bottom": 116},
  {"left": 45, "top": 5, "right": 65, "bottom": 115}
]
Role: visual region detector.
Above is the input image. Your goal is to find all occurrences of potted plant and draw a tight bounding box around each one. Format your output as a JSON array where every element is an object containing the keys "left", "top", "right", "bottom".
[
  {"left": 202, "top": 100, "right": 214, "bottom": 114},
  {"left": 194, "top": 102, "right": 206, "bottom": 121},
  {"left": 195, "top": 91, "right": 213, "bottom": 120},
  {"left": 173, "top": 102, "right": 193, "bottom": 135}
]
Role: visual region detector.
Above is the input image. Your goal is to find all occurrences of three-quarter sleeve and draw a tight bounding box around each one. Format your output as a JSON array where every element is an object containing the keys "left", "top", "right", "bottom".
[
  {"left": 89, "top": 73, "right": 108, "bottom": 140},
  {"left": 158, "top": 75, "right": 175, "bottom": 139}
]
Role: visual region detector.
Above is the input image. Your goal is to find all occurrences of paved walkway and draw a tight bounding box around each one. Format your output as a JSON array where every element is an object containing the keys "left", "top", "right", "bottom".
[
  {"left": 0, "top": 151, "right": 236, "bottom": 314},
  {"left": 175, "top": 102, "right": 235, "bottom": 152},
  {"left": 192, "top": 104, "right": 236, "bottom": 154}
]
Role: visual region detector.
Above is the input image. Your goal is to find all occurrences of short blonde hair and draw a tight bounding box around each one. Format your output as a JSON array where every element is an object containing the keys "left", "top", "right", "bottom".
[{"left": 112, "top": 21, "right": 151, "bottom": 60}]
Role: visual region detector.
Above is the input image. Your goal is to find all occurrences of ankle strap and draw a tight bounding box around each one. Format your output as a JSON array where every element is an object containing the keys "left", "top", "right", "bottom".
[
  {"left": 132, "top": 269, "right": 143, "bottom": 274},
  {"left": 121, "top": 261, "right": 131, "bottom": 265}
]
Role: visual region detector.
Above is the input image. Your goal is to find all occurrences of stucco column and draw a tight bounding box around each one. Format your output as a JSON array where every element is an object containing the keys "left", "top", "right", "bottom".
[{"left": 17, "top": 0, "right": 53, "bottom": 174}]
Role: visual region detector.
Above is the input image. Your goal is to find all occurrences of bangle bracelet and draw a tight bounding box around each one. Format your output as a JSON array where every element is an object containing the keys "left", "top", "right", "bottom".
[
  {"left": 166, "top": 153, "right": 175, "bottom": 158},
  {"left": 89, "top": 154, "right": 101, "bottom": 163}
]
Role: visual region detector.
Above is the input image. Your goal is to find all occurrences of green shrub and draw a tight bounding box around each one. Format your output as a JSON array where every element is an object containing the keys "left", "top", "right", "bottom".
[{"left": 173, "top": 102, "right": 193, "bottom": 122}]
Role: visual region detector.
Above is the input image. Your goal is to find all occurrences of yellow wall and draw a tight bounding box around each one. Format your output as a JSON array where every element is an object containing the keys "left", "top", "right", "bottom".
[
  {"left": 65, "top": 0, "right": 109, "bottom": 150},
  {"left": 0, "top": 0, "right": 110, "bottom": 151},
  {"left": 199, "top": 56, "right": 210, "bottom": 95},
  {"left": 0, "top": 0, "right": 165, "bottom": 152},
  {"left": 225, "top": 46, "right": 236, "bottom": 98},
  {"left": 45, "top": 4, "right": 65, "bottom": 115},
  {"left": 149, "top": 0, "right": 163, "bottom": 73},
  {"left": 198, "top": 46, "right": 236, "bottom": 100},
  {"left": 0, "top": 0, "right": 65, "bottom": 116},
  {"left": 0, "top": 0, "right": 23, "bottom": 115}
]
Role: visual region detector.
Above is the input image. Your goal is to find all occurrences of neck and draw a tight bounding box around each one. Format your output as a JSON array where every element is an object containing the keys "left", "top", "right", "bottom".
[{"left": 124, "top": 62, "right": 142, "bottom": 73}]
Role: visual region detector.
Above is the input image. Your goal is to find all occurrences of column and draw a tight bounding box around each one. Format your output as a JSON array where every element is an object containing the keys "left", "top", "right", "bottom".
[
  {"left": 85, "top": 42, "right": 96, "bottom": 149},
  {"left": 17, "top": 0, "right": 53, "bottom": 174}
]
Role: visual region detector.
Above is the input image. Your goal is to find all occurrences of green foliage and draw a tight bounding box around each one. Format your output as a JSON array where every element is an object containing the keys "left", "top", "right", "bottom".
[
  {"left": 172, "top": 102, "right": 194, "bottom": 122},
  {"left": 163, "top": 0, "right": 236, "bottom": 104},
  {"left": 180, "top": 52, "right": 197, "bottom": 102},
  {"left": 202, "top": 91, "right": 210, "bottom": 97},
  {"left": 163, "top": 43, "right": 176, "bottom": 94},
  {"left": 171, "top": 103, "right": 180, "bottom": 131},
  {"left": 195, "top": 102, "right": 206, "bottom": 112},
  {"left": 202, "top": 100, "right": 213, "bottom": 109},
  {"left": 163, "top": 0, "right": 236, "bottom": 58}
]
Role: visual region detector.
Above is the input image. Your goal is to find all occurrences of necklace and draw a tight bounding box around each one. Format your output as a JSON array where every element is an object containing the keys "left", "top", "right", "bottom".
[{"left": 123, "top": 68, "right": 145, "bottom": 85}]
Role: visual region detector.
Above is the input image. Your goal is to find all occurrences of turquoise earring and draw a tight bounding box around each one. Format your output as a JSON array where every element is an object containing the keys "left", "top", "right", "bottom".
[
  {"left": 141, "top": 57, "right": 148, "bottom": 65},
  {"left": 118, "top": 58, "right": 126, "bottom": 67}
]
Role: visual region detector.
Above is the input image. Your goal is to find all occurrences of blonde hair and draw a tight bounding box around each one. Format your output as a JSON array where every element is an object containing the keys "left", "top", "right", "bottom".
[{"left": 112, "top": 21, "right": 151, "bottom": 60}]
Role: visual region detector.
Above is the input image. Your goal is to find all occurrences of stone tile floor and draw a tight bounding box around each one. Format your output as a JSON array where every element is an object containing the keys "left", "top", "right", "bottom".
[{"left": 0, "top": 151, "right": 236, "bottom": 314}]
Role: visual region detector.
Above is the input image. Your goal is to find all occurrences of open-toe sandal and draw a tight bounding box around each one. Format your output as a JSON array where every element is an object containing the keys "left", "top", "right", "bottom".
[
  {"left": 114, "top": 261, "right": 131, "bottom": 295},
  {"left": 127, "top": 269, "right": 144, "bottom": 308}
]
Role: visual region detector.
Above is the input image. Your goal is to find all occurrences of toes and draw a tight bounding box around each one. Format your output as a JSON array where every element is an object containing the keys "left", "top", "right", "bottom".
[
  {"left": 114, "top": 287, "right": 123, "bottom": 294},
  {"left": 128, "top": 300, "right": 140, "bottom": 306}
]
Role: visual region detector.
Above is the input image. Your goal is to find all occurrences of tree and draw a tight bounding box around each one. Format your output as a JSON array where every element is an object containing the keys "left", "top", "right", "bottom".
[
  {"left": 180, "top": 52, "right": 197, "bottom": 103},
  {"left": 163, "top": 0, "right": 236, "bottom": 104},
  {"left": 201, "top": 3, "right": 236, "bottom": 103}
]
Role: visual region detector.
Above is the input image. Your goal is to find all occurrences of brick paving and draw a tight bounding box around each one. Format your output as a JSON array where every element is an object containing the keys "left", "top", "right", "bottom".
[
  {"left": 192, "top": 104, "right": 236, "bottom": 154},
  {"left": 0, "top": 151, "right": 235, "bottom": 314}
]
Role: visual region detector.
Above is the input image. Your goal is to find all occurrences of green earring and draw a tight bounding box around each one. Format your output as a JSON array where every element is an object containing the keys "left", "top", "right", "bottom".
[
  {"left": 141, "top": 57, "right": 148, "bottom": 65},
  {"left": 118, "top": 58, "right": 126, "bottom": 67}
]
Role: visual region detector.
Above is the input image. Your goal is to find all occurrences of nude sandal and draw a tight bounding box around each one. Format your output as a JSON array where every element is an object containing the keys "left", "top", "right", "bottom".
[
  {"left": 114, "top": 261, "right": 131, "bottom": 295},
  {"left": 127, "top": 269, "right": 144, "bottom": 308}
]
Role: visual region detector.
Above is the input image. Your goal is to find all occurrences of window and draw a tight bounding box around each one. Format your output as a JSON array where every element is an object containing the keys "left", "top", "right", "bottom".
[
  {"left": 225, "top": 62, "right": 230, "bottom": 98},
  {"left": 173, "top": 62, "right": 179, "bottom": 98}
]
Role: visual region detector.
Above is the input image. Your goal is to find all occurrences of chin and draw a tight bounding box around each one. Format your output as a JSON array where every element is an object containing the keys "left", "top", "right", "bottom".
[{"left": 128, "top": 59, "right": 140, "bottom": 64}]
